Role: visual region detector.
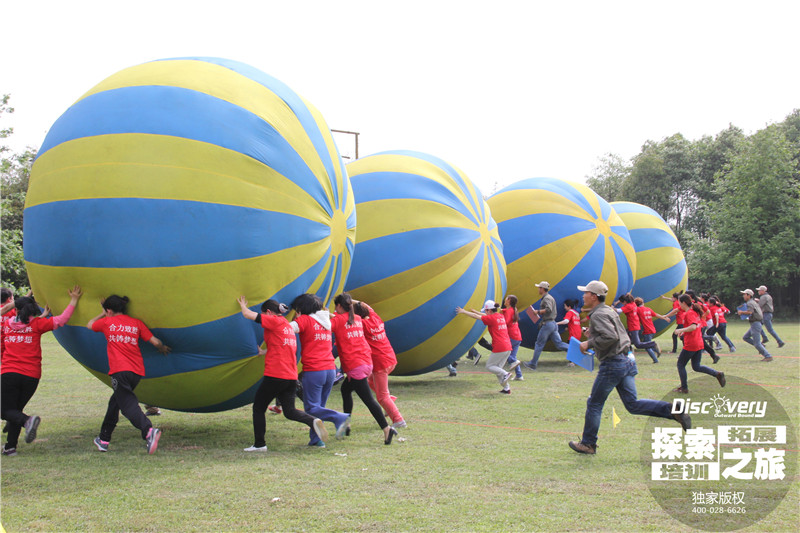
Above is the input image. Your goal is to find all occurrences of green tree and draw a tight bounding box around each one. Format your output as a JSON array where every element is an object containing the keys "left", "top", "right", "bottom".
[
  {"left": 688, "top": 122, "right": 800, "bottom": 306},
  {"left": 1, "top": 94, "right": 35, "bottom": 292},
  {"left": 585, "top": 153, "right": 630, "bottom": 202}
]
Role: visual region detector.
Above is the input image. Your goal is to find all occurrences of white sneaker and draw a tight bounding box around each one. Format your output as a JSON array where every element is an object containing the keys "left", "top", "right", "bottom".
[
  {"left": 501, "top": 372, "right": 513, "bottom": 387},
  {"left": 313, "top": 419, "right": 329, "bottom": 442},
  {"left": 507, "top": 361, "right": 521, "bottom": 373},
  {"left": 243, "top": 445, "right": 268, "bottom": 452},
  {"left": 392, "top": 420, "right": 407, "bottom": 429},
  {"left": 513, "top": 375, "right": 524, "bottom": 381}
]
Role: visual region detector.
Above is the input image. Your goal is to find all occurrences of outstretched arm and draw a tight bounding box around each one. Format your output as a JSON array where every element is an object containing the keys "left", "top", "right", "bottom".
[
  {"left": 238, "top": 296, "right": 259, "bottom": 322},
  {"left": 455, "top": 307, "right": 482, "bottom": 320}
]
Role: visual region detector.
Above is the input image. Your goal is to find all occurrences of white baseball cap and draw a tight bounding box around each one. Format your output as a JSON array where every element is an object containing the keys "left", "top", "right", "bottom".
[
  {"left": 577, "top": 280, "right": 608, "bottom": 296},
  {"left": 482, "top": 300, "right": 497, "bottom": 312},
  {"left": 534, "top": 281, "right": 550, "bottom": 289},
  {"left": 740, "top": 289, "right": 754, "bottom": 296}
]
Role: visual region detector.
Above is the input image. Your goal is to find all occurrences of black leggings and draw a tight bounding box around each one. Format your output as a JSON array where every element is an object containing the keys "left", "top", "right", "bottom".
[
  {"left": 100, "top": 371, "right": 152, "bottom": 442},
  {"left": 1, "top": 372, "right": 39, "bottom": 449},
  {"left": 252, "top": 376, "right": 316, "bottom": 448},
  {"left": 341, "top": 376, "right": 388, "bottom": 429}
]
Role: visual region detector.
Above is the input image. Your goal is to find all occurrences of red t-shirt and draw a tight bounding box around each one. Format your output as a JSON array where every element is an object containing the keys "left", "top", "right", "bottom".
[
  {"left": 1, "top": 316, "right": 55, "bottom": 379},
  {"left": 620, "top": 302, "right": 640, "bottom": 331},
  {"left": 717, "top": 305, "right": 729, "bottom": 325},
  {"left": 565, "top": 309, "right": 582, "bottom": 340},
  {"left": 682, "top": 309, "right": 704, "bottom": 351},
  {"left": 701, "top": 303, "right": 712, "bottom": 322},
  {"left": 0, "top": 308, "right": 16, "bottom": 356},
  {"left": 481, "top": 313, "right": 512, "bottom": 352},
  {"left": 330, "top": 313, "right": 372, "bottom": 374},
  {"left": 258, "top": 314, "right": 298, "bottom": 380},
  {"left": 293, "top": 314, "right": 335, "bottom": 372},
  {"left": 501, "top": 307, "right": 522, "bottom": 341},
  {"left": 91, "top": 315, "right": 154, "bottom": 376},
  {"left": 637, "top": 306, "right": 657, "bottom": 335},
  {"left": 360, "top": 305, "right": 397, "bottom": 371}
]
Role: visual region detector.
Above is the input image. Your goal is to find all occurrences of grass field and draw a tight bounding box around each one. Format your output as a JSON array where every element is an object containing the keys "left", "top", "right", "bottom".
[{"left": 1, "top": 321, "right": 797, "bottom": 532}]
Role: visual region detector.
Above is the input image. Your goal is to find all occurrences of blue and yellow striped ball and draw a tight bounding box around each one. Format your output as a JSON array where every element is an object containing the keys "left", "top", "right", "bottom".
[
  {"left": 24, "top": 57, "right": 355, "bottom": 412},
  {"left": 487, "top": 178, "right": 636, "bottom": 349},
  {"left": 611, "top": 201, "right": 687, "bottom": 337},
  {"left": 344, "top": 151, "right": 506, "bottom": 375}
]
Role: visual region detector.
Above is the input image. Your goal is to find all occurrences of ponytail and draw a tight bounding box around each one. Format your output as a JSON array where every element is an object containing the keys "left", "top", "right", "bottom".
[
  {"left": 503, "top": 295, "right": 519, "bottom": 324},
  {"left": 334, "top": 292, "right": 355, "bottom": 326},
  {"left": 14, "top": 296, "right": 40, "bottom": 325}
]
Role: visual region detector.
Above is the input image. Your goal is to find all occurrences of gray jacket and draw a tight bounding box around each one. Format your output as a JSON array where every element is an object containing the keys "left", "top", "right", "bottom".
[
  {"left": 758, "top": 293, "right": 774, "bottom": 313},
  {"left": 586, "top": 303, "right": 631, "bottom": 361},
  {"left": 539, "top": 293, "right": 557, "bottom": 321}
]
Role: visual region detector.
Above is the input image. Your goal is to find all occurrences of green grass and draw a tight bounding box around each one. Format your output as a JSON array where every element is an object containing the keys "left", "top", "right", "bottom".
[{"left": 1, "top": 321, "right": 798, "bottom": 532}]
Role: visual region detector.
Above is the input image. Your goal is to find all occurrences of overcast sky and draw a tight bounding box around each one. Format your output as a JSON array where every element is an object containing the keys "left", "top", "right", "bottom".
[{"left": 4, "top": 1, "right": 798, "bottom": 196}]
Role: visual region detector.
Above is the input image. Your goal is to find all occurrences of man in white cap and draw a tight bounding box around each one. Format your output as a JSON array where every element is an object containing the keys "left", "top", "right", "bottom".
[
  {"left": 756, "top": 285, "right": 784, "bottom": 348},
  {"left": 568, "top": 280, "right": 690, "bottom": 455},
  {"left": 523, "top": 281, "right": 568, "bottom": 370},
  {"left": 737, "top": 289, "right": 773, "bottom": 361}
]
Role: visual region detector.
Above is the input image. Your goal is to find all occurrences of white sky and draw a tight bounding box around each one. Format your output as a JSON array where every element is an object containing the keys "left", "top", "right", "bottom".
[{"left": 4, "top": 1, "right": 798, "bottom": 196}]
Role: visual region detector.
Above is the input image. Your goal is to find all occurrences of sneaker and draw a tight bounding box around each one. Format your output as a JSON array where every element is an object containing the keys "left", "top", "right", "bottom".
[
  {"left": 760, "top": 356, "right": 774, "bottom": 362},
  {"left": 146, "top": 427, "right": 161, "bottom": 455},
  {"left": 23, "top": 415, "right": 40, "bottom": 443},
  {"left": 730, "top": 346, "right": 736, "bottom": 353},
  {"left": 673, "top": 412, "right": 692, "bottom": 431},
  {"left": 654, "top": 344, "right": 662, "bottom": 357},
  {"left": 569, "top": 441, "right": 596, "bottom": 455},
  {"left": 472, "top": 353, "right": 482, "bottom": 366},
  {"left": 762, "top": 338, "right": 769, "bottom": 344},
  {"left": 507, "top": 360, "right": 522, "bottom": 373},
  {"left": 513, "top": 375, "right": 524, "bottom": 381},
  {"left": 673, "top": 387, "right": 688, "bottom": 393},
  {"left": 778, "top": 342, "right": 785, "bottom": 348},
  {"left": 523, "top": 361, "right": 537, "bottom": 370},
  {"left": 384, "top": 427, "right": 398, "bottom": 445},
  {"left": 499, "top": 388, "right": 511, "bottom": 394},
  {"left": 333, "top": 372, "right": 345, "bottom": 386},
  {"left": 243, "top": 445, "right": 268, "bottom": 452},
  {"left": 448, "top": 371, "right": 457, "bottom": 377},
  {"left": 2, "top": 446, "right": 17, "bottom": 456},
  {"left": 716, "top": 372, "right": 726, "bottom": 388},
  {"left": 145, "top": 407, "right": 162, "bottom": 416},
  {"left": 93, "top": 437, "right": 109, "bottom": 452},
  {"left": 268, "top": 405, "right": 282, "bottom": 414},
  {"left": 312, "top": 418, "right": 329, "bottom": 443},
  {"left": 501, "top": 372, "right": 513, "bottom": 387},
  {"left": 711, "top": 354, "right": 720, "bottom": 364},
  {"left": 335, "top": 414, "right": 351, "bottom": 439},
  {"left": 310, "top": 441, "right": 326, "bottom": 448},
  {"left": 392, "top": 420, "right": 407, "bottom": 429}
]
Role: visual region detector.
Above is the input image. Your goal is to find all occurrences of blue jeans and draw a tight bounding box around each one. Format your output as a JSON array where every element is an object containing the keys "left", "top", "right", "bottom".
[
  {"left": 760, "top": 312, "right": 783, "bottom": 345},
  {"left": 677, "top": 349, "right": 718, "bottom": 389},
  {"left": 628, "top": 330, "right": 658, "bottom": 362},
  {"left": 507, "top": 339, "right": 522, "bottom": 377},
  {"left": 580, "top": 357, "right": 673, "bottom": 447},
  {"left": 714, "top": 323, "right": 735, "bottom": 350},
  {"left": 743, "top": 321, "right": 771, "bottom": 357},
  {"left": 302, "top": 369, "right": 349, "bottom": 445},
  {"left": 531, "top": 321, "right": 569, "bottom": 367}
]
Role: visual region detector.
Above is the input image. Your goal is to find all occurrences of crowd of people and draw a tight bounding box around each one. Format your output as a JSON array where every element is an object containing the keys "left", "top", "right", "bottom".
[{"left": 0, "top": 279, "right": 788, "bottom": 458}]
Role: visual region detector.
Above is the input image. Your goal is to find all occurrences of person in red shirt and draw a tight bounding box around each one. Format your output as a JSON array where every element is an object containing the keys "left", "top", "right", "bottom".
[
  {"left": 661, "top": 293, "right": 683, "bottom": 353},
  {"left": 672, "top": 294, "right": 725, "bottom": 393},
  {"left": 289, "top": 293, "right": 350, "bottom": 447},
  {"left": 238, "top": 296, "right": 328, "bottom": 452},
  {"left": 1, "top": 286, "right": 82, "bottom": 456},
  {"left": 615, "top": 293, "right": 660, "bottom": 362},
  {"left": 501, "top": 295, "right": 524, "bottom": 381},
  {"left": 88, "top": 295, "right": 170, "bottom": 454},
  {"left": 708, "top": 296, "right": 736, "bottom": 352},
  {"left": 353, "top": 300, "right": 406, "bottom": 429},
  {"left": 634, "top": 297, "right": 669, "bottom": 346},
  {"left": 456, "top": 300, "right": 519, "bottom": 394},
  {"left": 331, "top": 293, "right": 397, "bottom": 445}
]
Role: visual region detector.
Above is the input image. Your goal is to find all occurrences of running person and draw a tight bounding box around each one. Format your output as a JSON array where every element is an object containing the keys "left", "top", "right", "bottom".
[
  {"left": 238, "top": 296, "right": 328, "bottom": 451},
  {"left": 331, "top": 293, "right": 397, "bottom": 445},
  {"left": 290, "top": 293, "right": 350, "bottom": 447},
  {"left": 353, "top": 300, "right": 406, "bottom": 429},
  {"left": 616, "top": 293, "right": 660, "bottom": 362},
  {"left": 88, "top": 295, "right": 169, "bottom": 454},
  {"left": 501, "top": 295, "right": 524, "bottom": 380},
  {"left": 709, "top": 297, "right": 735, "bottom": 352},
  {"left": 2, "top": 286, "right": 82, "bottom": 456},
  {"left": 524, "top": 281, "right": 568, "bottom": 369},
  {"left": 456, "top": 300, "right": 519, "bottom": 394},
  {"left": 672, "top": 294, "right": 725, "bottom": 393}
]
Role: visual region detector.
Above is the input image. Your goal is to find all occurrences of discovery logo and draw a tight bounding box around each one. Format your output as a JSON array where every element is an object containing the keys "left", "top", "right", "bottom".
[{"left": 671, "top": 394, "right": 767, "bottom": 418}]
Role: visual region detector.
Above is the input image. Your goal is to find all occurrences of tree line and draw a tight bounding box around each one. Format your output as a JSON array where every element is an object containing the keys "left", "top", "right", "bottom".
[
  {"left": 2, "top": 96, "right": 799, "bottom": 315},
  {"left": 587, "top": 110, "right": 800, "bottom": 316}
]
